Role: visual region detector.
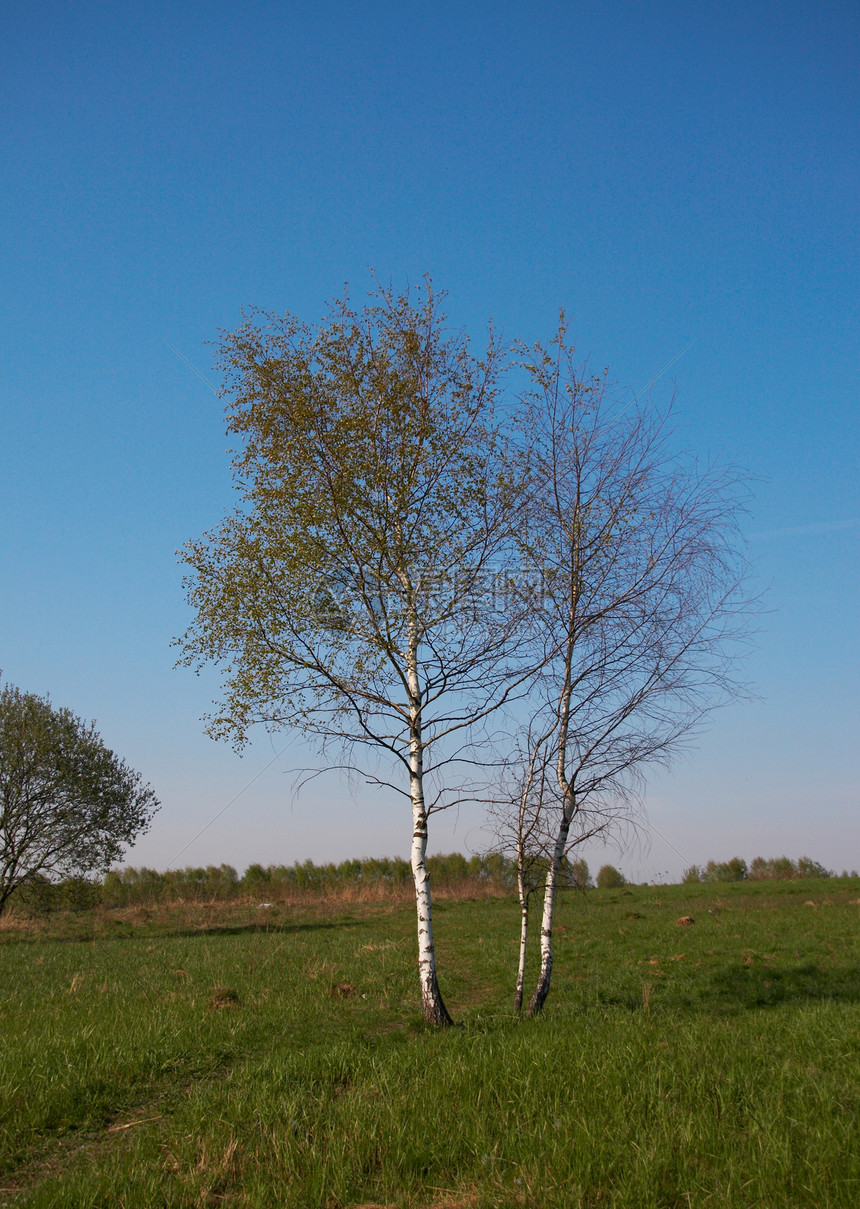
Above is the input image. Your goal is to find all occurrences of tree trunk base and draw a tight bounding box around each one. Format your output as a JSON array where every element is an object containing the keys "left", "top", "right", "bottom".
[
  {"left": 423, "top": 998, "right": 454, "bottom": 1026},
  {"left": 528, "top": 964, "right": 552, "bottom": 1016}
]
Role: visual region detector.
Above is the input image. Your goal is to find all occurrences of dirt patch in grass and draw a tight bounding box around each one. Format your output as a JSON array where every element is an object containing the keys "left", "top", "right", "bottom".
[{"left": 208, "top": 986, "right": 240, "bottom": 1010}]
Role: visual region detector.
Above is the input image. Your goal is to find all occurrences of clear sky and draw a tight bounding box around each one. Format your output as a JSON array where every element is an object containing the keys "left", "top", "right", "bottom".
[{"left": 1, "top": 0, "right": 857, "bottom": 882}]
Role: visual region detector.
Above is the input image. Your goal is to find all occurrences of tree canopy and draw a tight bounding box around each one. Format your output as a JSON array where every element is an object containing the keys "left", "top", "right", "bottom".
[
  {"left": 0, "top": 683, "right": 159, "bottom": 913},
  {"left": 177, "top": 281, "right": 530, "bottom": 1023}
]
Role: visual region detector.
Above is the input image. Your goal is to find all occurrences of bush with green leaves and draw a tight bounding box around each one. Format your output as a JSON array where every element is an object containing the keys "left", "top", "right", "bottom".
[
  {"left": 596, "top": 864, "right": 626, "bottom": 889},
  {"left": 702, "top": 857, "right": 748, "bottom": 882},
  {"left": 796, "top": 856, "right": 832, "bottom": 878},
  {"left": 565, "top": 857, "right": 592, "bottom": 889}
]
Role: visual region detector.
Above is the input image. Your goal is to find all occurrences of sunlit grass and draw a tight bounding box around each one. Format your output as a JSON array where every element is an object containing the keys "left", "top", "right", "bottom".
[{"left": 2, "top": 880, "right": 859, "bottom": 1206}]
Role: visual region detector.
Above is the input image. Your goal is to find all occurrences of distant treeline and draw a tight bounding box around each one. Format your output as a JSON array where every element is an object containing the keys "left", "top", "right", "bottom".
[
  {"left": 12, "top": 854, "right": 511, "bottom": 913},
  {"left": 10, "top": 853, "right": 851, "bottom": 915},
  {"left": 682, "top": 856, "right": 854, "bottom": 883},
  {"left": 101, "top": 853, "right": 521, "bottom": 906}
]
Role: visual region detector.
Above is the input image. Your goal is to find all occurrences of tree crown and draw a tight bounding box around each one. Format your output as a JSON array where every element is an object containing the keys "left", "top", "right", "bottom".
[
  {"left": 0, "top": 684, "right": 158, "bottom": 911},
  {"left": 178, "top": 281, "right": 530, "bottom": 802}
]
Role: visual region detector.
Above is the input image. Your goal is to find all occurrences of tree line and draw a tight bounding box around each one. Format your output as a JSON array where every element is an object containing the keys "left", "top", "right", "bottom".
[
  {"left": 107, "top": 853, "right": 518, "bottom": 904},
  {"left": 682, "top": 855, "right": 852, "bottom": 882},
  {"left": 12, "top": 853, "right": 847, "bottom": 916},
  {"left": 14, "top": 854, "right": 593, "bottom": 911}
]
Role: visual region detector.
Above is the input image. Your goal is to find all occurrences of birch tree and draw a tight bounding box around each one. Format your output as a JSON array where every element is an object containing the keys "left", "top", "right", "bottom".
[
  {"left": 488, "top": 725, "right": 553, "bottom": 1012},
  {"left": 515, "top": 326, "right": 750, "bottom": 1015},
  {"left": 489, "top": 723, "right": 611, "bottom": 1011},
  {"left": 176, "top": 282, "right": 528, "bottom": 1025}
]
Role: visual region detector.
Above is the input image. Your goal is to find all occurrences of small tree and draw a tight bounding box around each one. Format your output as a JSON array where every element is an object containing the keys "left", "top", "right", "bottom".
[
  {"left": 489, "top": 724, "right": 607, "bottom": 1011},
  {"left": 703, "top": 857, "right": 748, "bottom": 883},
  {"left": 0, "top": 684, "right": 158, "bottom": 914},
  {"left": 596, "top": 864, "right": 626, "bottom": 889},
  {"left": 796, "top": 856, "right": 832, "bottom": 879},
  {"left": 177, "top": 281, "right": 530, "bottom": 1024},
  {"left": 748, "top": 855, "right": 832, "bottom": 880},
  {"left": 491, "top": 725, "right": 556, "bottom": 1012},
  {"left": 763, "top": 856, "right": 797, "bottom": 880},
  {"left": 566, "top": 857, "right": 591, "bottom": 889}
]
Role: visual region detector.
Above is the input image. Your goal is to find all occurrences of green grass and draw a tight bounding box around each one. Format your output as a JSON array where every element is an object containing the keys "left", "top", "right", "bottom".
[{"left": 1, "top": 879, "right": 859, "bottom": 1206}]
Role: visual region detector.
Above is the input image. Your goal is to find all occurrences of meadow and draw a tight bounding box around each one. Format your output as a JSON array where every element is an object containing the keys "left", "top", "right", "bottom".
[{"left": 1, "top": 877, "right": 859, "bottom": 1207}]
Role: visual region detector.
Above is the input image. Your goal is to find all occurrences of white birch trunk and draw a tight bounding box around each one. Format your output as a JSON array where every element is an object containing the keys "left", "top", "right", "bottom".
[
  {"left": 528, "top": 807, "right": 572, "bottom": 1015},
  {"left": 528, "top": 551, "right": 579, "bottom": 1016},
  {"left": 403, "top": 577, "right": 453, "bottom": 1026},
  {"left": 408, "top": 715, "right": 452, "bottom": 1025},
  {"left": 514, "top": 874, "right": 529, "bottom": 1013}
]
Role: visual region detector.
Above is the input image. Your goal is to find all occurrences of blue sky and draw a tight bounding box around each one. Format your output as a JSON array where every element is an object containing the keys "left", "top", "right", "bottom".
[{"left": 1, "top": 0, "right": 857, "bottom": 880}]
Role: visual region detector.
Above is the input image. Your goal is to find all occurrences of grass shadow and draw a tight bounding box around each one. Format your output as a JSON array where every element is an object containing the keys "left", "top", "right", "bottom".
[
  {"left": 0, "top": 916, "right": 369, "bottom": 946},
  {"left": 589, "top": 961, "right": 860, "bottom": 1016},
  {"left": 704, "top": 961, "right": 860, "bottom": 1013},
  {"left": 166, "top": 918, "right": 368, "bottom": 939}
]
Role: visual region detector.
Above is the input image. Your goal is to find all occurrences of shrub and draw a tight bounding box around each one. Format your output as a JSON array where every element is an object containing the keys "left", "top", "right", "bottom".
[
  {"left": 242, "top": 863, "right": 271, "bottom": 893},
  {"left": 569, "top": 857, "right": 592, "bottom": 889},
  {"left": 703, "top": 857, "right": 748, "bottom": 883},
  {"left": 796, "top": 856, "right": 833, "bottom": 878},
  {"left": 596, "top": 864, "right": 626, "bottom": 889},
  {"left": 749, "top": 856, "right": 797, "bottom": 881}
]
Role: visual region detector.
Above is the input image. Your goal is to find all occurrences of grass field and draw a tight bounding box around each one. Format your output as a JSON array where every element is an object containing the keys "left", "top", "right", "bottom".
[{"left": 1, "top": 877, "right": 859, "bottom": 1207}]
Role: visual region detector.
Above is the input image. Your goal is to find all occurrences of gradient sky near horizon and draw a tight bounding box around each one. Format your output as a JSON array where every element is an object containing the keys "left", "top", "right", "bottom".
[{"left": 2, "top": 0, "right": 858, "bottom": 882}]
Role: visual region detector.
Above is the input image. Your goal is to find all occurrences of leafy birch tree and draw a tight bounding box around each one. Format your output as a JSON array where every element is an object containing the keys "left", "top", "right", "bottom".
[
  {"left": 514, "top": 325, "right": 751, "bottom": 1015},
  {"left": 177, "top": 282, "right": 529, "bottom": 1025}
]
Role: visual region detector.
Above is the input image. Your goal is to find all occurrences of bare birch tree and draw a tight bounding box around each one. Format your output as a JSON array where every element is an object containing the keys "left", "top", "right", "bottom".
[
  {"left": 489, "top": 722, "right": 613, "bottom": 1011},
  {"left": 489, "top": 724, "right": 553, "bottom": 1012},
  {"left": 176, "top": 281, "right": 529, "bottom": 1025},
  {"left": 514, "top": 324, "right": 751, "bottom": 1015}
]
